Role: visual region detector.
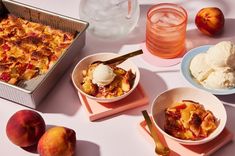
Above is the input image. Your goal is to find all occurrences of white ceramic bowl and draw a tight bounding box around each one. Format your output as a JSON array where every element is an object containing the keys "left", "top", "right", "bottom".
[
  {"left": 71, "top": 53, "right": 140, "bottom": 103},
  {"left": 151, "top": 87, "right": 227, "bottom": 145}
]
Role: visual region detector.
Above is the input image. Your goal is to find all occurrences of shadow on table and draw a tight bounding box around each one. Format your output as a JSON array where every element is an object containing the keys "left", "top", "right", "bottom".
[
  {"left": 21, "top": 144, "right": 38, "bottom": 154},
  {"left": 36, "top": 67, "right": 82, "bottom": 116},
  {"left": 120, "top": 68, "right": 168, "bottom": 116},
  {"left": 76, "top": 140, "right": 100, "bottom": 156},
  {"left": 217, "top": 94, "right": 235, "bottom": 108},
  {"left": 186, "top": 18, "right": 235, "bottom": 51}
]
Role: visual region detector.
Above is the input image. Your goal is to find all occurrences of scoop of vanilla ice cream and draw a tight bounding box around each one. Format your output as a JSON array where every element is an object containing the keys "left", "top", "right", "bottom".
[
  {"left": 189, "top": 53, "right": 214, "bottom": 82},
  {"left": 206, "top": 41, "right": 235, "bottom": 69},
  {"left": 92, "top": 64, "right": 116, "bottom": 86},
  {"left": 202, "top": 68, "right": 235, "bottom": 89}
]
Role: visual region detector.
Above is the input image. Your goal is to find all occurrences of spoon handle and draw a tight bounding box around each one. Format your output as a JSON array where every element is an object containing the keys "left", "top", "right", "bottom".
[
  {"left": 103, "top": 49, "right": 143, "bottom": 65},
  {"left": 142, "top": 110, "right": 160, "bottom": 143},
  {"left": 142, "top": 110, "right": 170, "bottom": 156}
]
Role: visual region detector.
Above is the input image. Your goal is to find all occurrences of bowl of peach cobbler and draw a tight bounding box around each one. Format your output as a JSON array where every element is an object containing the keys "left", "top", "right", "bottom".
[
  {"left": 71, "top": 53, "right": 140, "bottom": 103},
  {"left": 151, "top": 87, "right": 227, "bottom": 145}
]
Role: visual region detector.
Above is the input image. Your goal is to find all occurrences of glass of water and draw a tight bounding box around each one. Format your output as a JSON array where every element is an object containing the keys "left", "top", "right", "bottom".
[{"left": 79, "top": 0, "right": 140, "bottom": 39}]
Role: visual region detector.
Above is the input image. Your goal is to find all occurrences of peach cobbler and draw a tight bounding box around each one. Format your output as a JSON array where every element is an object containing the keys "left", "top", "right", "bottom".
[
  {"left": 81, "top": 63, "right": 135, "bottom": 98},
  {"left": 0, "top": 14, "right": 74, "bottom": 85},
  {"left": 164, "top": 100, "right": 218, "bottom": 140}
]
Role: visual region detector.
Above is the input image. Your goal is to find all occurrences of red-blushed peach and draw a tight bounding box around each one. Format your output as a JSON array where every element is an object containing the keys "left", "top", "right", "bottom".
[
  {"left": 6, "top": 109, "right": 46, "bottom": 147},
  {"left": 195, "top": 7, "right": 225, "bottom": 36},
  {"left": 37, "top": 126, "right": 76, "bottom": 156}
]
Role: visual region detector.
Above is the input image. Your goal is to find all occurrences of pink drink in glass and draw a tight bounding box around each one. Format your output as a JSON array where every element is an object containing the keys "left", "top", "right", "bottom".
[{"left": 146, "top": 3, "right": 187, "bottom": 58}]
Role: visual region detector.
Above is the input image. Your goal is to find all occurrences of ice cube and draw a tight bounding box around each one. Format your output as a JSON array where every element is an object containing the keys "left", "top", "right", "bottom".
[
  {"left": 166, "top": 12, "right": 183, "bottom": 25},
  {"left": 157, "top": 20, "right": 169, "bottom": 27},
  {"left": 150, "top": 13, "right": 164, "bottom": 23},
  {"left": 168, "top": 19, "right": 181, "bottom": 26},
  {"left": 167, "top": 12, "right": 178, "bottom": 20}
]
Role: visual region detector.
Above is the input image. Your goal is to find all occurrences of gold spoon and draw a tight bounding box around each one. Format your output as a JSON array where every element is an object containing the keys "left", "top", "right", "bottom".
[
  {"left": 142, "top": 110, "right": 170, "bottom": 156},
  {"left": 92, "top": 49, "right": 143, "bottom": 66}
]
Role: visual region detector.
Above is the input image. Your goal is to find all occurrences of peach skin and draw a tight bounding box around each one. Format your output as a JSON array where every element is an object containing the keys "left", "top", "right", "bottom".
[
  {"left": 6, "top": 109, "right": 46, "bottom": 147},
  {"left": 195, "top": 7, "right": 225, "bottom": 36},
  {"left": 37, "top": 126, "right": 76, "bottom": 156}
]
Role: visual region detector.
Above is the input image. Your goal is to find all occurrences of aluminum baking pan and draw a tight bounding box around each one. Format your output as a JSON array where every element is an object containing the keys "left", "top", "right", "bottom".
[{"left": 0, "top": 0, "right": 89, "bottom": 108}]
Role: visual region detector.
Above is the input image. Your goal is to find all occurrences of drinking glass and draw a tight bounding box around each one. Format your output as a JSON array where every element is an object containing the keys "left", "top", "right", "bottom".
[
  {"left": 79, "top": 0, "right": 140, "bottom": 39},
  {"left": 146, "top": 3, "right": 187, "bottom": 58}
]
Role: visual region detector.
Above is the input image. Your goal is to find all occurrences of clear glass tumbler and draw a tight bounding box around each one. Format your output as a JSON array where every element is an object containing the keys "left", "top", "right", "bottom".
[
  {"left": 146, "top": 3, "right": 187, "bottom": 58},
  {"left": 79, "top": 0, "right": 140, "bottom": 39}
]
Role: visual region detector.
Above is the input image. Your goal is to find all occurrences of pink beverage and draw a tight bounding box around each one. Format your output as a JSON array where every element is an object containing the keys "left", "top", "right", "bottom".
[{"left": 146, "top": 3, "right": 187, "bottom": 58}]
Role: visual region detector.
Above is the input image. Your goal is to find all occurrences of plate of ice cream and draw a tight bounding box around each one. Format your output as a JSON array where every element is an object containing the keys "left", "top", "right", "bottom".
[{"left": 181, "top": 41, "right": 235, "bottom": 95}]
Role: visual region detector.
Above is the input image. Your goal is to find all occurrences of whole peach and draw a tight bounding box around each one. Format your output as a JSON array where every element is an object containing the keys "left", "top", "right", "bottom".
[
  {"left": 37, "top": 126, "right": 76, "bottom": 156},
  {"left": 6, "top": 109, "right": 46, "bottom": 147},
  {"left": 195, "top": 7, "right": 225, "bottom": 36}
]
